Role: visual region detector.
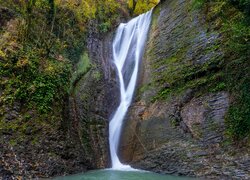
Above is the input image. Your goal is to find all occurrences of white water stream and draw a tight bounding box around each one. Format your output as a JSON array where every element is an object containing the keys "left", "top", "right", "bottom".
[{"left": 109, "top": 10, "right": 153, "bottom": 170}]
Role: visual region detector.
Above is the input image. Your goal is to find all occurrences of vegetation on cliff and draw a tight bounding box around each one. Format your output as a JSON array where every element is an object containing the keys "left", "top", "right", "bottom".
[
  {"left": 0, "top": 0, "right": 122, "bottom": 116},
  {"left": 128, "top": 0, "right": 159, "bottom": 15},
  {"left": 146, "top": 0, "right": 249, "bottom": 142},
  {"left": 0, "top": 0, "right": 158, "bottom": 117},
  {"left": 0, "top": 0, "right": 158, "bottom": 178},
  {"left": 193, "top": 0, "right": 250, "bottom": 141}
]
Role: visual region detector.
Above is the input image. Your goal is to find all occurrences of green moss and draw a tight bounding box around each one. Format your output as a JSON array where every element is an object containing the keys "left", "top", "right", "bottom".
[
  {"left": 69, "top": 52, "right": 91, "bottom": 93},
  {"left": 170, "top": 117, "right": 180, "bottom": 127},
  {"left": 31, "top": 136, "right": 39, "bottom": 145},
  {"left": 189, "top": 0, "right": 250, "bottom": 140},
  {"left": 92, "top": 71, "right": 102, "bottom": 81},
  {"left": 210, "top": 82, "right": 226, "bottom": 92},
  {"left": 80, "top": 93, "right": 90, "bottom": 101},
  {"left": 207, "top": 118, "right": 220, "bottom": 131},
  {"left": 151, "top": 47, "right": 224, "bottom": 101},
  {"left": 9, "top": 139, "right": 17, "bottom": 146},
  {"left": 138, "top": 84, "right": 151, "bottom": 94},
  {"left": 152, "top": 3, "right": 160, "bottom": 21},
  {"left": 99, "top": 21, "right": 111, "bottom": 33},
  {"left": 226, "top": 81, "right": 250, "bottom": 140},
  {"left": 152, "top": 88, "right": 172, "bottom": 102},
  {"left": 192, "top": 0, "right": 207, "bottom": 9},
  {"left": 192, "top": 123, "right": 203, "bottom": 139}
]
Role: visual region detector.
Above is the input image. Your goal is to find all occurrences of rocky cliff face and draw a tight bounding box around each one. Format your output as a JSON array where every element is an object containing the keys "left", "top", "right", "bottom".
[
  {"left": 119, "top": 0, "right": 249, "bottom": 179},
  {"left": 67, "top": 29, "right": 119, "bottom": 169}
]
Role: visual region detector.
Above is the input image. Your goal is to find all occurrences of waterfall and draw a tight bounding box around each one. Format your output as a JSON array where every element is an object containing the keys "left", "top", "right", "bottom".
[{"left": 109, "top": 10, "right": 153, "bottom": 170}]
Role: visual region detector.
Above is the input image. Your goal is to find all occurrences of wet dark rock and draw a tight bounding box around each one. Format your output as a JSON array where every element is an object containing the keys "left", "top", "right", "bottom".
[
  {"left": 119, "top": 0, "right": 250, "bottom": 179},
  {"left": 181, "top": 92, "right": 229, "bottom": 142},
  {"left": 67, "top": 29, "right": 119, "bottom": 169},
  {"left": 0, "top": 7, "right": 15, "bottom": 28},
  {"left": 0, "top": 165, "right": 13, "bottom": 179}
]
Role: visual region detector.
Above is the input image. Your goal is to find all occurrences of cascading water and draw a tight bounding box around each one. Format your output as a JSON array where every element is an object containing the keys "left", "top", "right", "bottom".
[{"left": 109, "top": 10, "right": 153, "bottom": 170}]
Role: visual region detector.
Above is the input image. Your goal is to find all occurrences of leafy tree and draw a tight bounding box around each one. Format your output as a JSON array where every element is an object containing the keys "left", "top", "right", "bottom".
[
  {"left": 0, "top": 0, "right": 127, "bottom": 114},
  {"left": 128, "top": 0, "right": 159, "bottom": 15}
]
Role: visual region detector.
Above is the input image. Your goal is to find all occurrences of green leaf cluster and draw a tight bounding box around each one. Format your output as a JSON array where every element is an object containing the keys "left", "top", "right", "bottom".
[{"left": 128, "top": 0, "right": 159, "bottom": 15}]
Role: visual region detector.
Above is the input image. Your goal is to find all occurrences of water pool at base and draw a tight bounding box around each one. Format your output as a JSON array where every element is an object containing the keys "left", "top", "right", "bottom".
[{"left": 54, "top": 169, "right": 192, "bottom": 180}]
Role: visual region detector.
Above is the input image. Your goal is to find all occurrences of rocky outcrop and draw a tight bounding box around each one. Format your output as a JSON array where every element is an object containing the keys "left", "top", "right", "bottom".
[
  {"left": 119, "top": 0, "right": 250, "bottom": 179},
  {"left": 0, "top": 122, "right": 88, "bottom": 179},
  {"left": 67, "top": 30, "right": 119, "bottom": 169},
  {"left": 0, "top": 7, "right": 14, "bottom": 28},
  {"left": 181, "top": 92, "right": 229, "bottom": 142}
]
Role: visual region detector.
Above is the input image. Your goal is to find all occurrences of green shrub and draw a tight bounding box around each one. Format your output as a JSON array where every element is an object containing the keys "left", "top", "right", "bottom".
[
  {"left": 69, "top": 52, "right": 91, "bottom": 93},
  {"left": 226, "top": 81, "right": 250, "bottom": 140},
  {"left": 192, "top": 0, "right": 207, "bottom": 9}
]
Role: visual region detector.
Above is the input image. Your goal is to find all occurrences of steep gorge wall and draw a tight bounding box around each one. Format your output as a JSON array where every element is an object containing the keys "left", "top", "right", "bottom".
[
  {"left": 67, "top": 30, "right": 120, "bottom": 169},
  {"left": 120, "top": 0, "right": 249, "bottom": 179}
]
